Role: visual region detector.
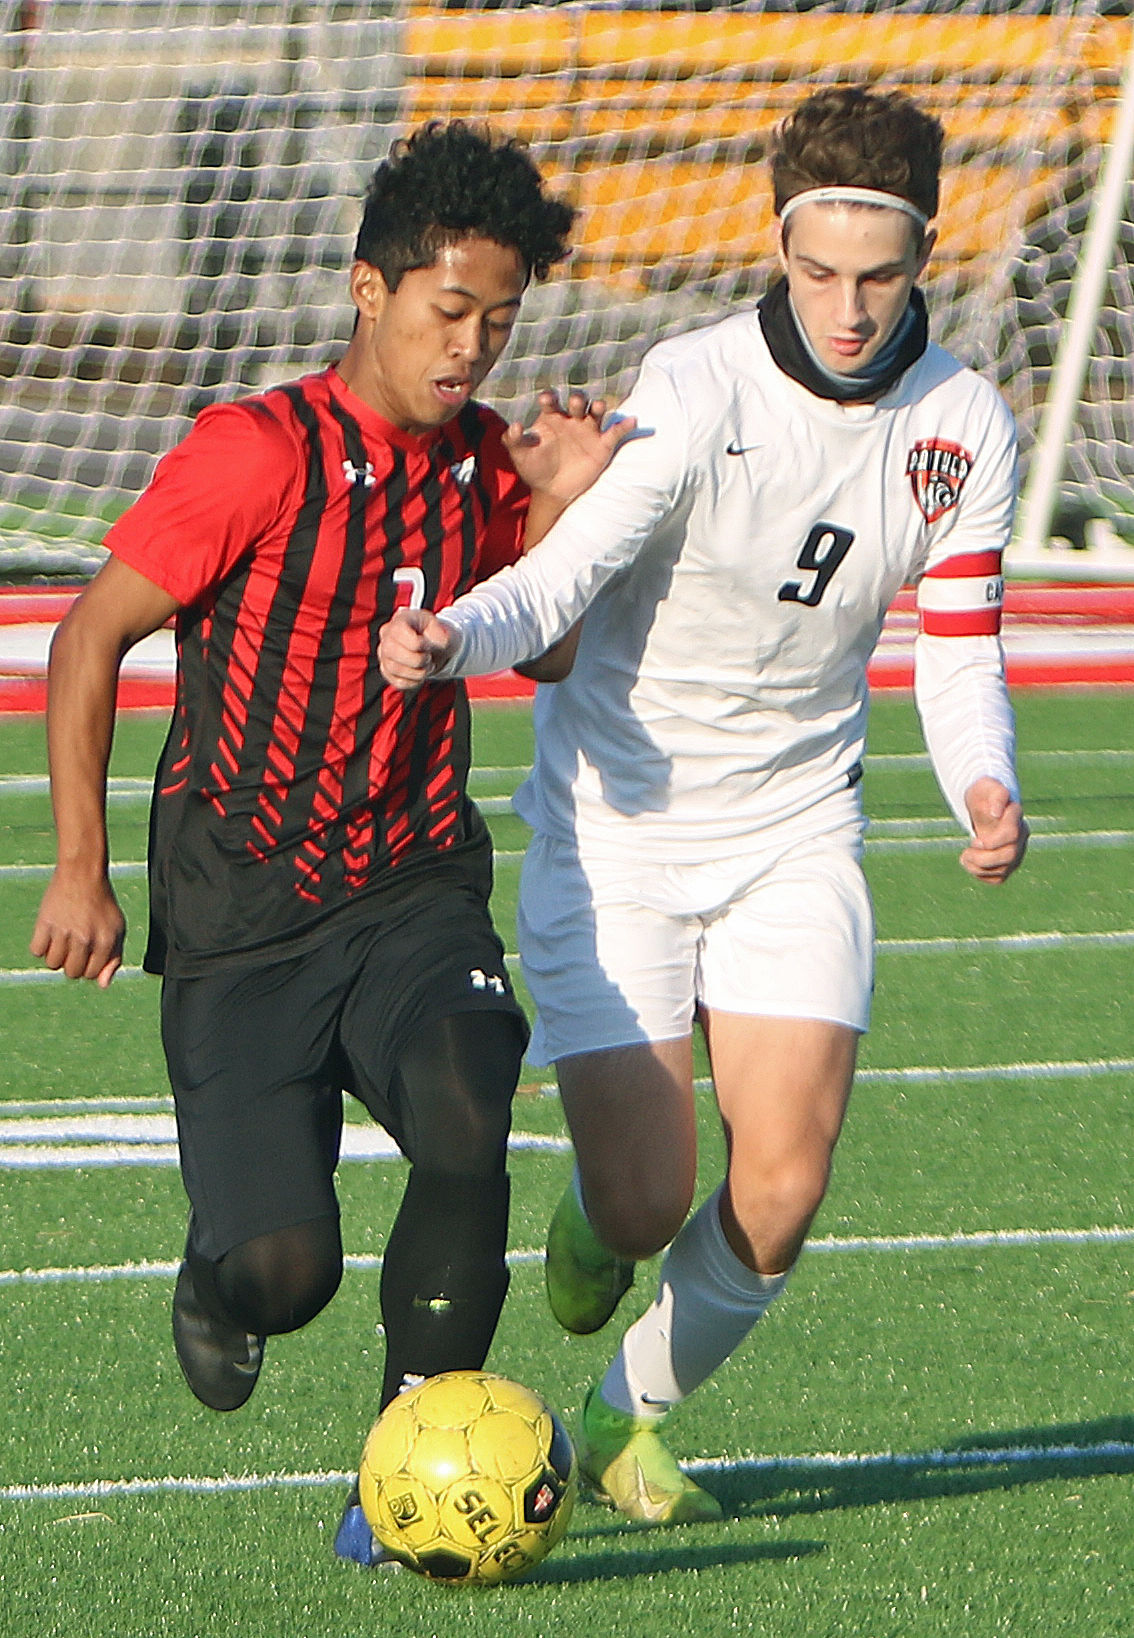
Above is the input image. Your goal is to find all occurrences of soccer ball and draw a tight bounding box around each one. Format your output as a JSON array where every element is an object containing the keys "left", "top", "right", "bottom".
[{"left": 358, "top": 1370, "right": 577, "bottom": 1586}]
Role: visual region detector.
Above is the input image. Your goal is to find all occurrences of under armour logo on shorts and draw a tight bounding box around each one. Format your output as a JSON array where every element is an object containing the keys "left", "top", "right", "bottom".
[{"left": 469, "top": 968, "right": 506, "bottom": 994}]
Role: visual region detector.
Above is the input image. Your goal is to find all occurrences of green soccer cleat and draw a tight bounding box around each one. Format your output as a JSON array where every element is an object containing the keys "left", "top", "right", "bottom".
[
  {"left": 576, "top": 1386, "right": 724, "bottom": 1527},
  {"left": 545, "top": 1181, "right": 636, "bottom": 1334}
]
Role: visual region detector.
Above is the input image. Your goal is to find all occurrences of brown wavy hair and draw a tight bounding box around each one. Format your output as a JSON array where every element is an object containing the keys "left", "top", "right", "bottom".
[{"left": 771, "top": 87, "right": 944, "bottom": 238}]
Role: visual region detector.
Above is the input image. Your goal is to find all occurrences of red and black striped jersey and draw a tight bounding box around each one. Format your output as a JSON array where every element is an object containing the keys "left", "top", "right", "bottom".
[{"left": 105, "top": 367, "right": 529, "bottom": 971}]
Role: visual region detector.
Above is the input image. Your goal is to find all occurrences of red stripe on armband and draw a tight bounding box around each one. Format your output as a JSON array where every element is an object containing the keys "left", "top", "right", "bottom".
[
  {"left": 923, "top": 550, "right": 1003, "bottom": 580},
  {"left": 920, "top": 607, "right": 1002, "bottom": 636}
]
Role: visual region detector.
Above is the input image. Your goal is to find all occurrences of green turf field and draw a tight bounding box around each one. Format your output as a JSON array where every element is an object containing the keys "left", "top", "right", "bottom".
[{"left": 1, "top": 691, "right": 1132, "bottom": 1638}]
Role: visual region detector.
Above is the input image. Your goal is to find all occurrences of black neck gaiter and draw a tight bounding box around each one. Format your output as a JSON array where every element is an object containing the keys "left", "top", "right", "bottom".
[{"left": 757, "top": 277, "right": 929, "bottom": 404}]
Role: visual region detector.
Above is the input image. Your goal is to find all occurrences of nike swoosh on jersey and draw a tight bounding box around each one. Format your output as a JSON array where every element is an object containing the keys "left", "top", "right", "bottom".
[{"left": 725, "top": 439, "right": 762, "bottom": 456}]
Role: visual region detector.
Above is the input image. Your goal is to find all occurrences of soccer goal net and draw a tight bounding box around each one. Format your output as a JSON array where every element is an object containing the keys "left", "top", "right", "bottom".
[{"left": 1, "top": 0, "right": 1131, "bottom": 577}]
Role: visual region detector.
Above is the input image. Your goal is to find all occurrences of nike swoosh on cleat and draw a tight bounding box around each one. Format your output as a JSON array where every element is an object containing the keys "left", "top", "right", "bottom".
[{"left": 232, "top": 1337, "right": 263, "bottom": 1377}]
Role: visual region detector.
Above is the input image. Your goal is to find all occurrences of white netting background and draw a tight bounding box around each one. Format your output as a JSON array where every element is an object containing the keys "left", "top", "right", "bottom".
[{"left": 1, "top": 0, "right": 1130, "bottom": 575}]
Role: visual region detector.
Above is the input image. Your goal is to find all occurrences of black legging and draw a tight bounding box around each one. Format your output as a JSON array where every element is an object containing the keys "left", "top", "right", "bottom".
[{"left": 194, "top": 1009, "right": 522, "bottom": 1401}]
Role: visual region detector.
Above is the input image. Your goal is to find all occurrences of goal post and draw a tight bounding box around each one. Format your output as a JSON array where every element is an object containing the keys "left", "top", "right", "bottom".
[
  {"left": 1, "top": 1, "right": 1131, "bottom": 580},
  {"left": 1011, "top": 13, "right": 1134, "bottom": 573}
]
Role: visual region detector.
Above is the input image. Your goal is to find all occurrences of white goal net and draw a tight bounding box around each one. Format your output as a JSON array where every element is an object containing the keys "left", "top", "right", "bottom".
[{"left": 1, "top": 0, "right": 1131, "bottom": 577}]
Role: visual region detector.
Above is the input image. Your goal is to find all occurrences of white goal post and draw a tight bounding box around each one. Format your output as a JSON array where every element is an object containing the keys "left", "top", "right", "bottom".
[
  {"left": 1, "top": 0, "right": 1132, "bottom": 580},
  {"left": 1011, "top": 14, "right": 1134, "bottom": 575}
]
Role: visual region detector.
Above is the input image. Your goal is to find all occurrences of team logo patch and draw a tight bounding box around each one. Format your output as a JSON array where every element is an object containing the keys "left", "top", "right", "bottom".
[
  {"left": 450, "top": 454, "right": 476, "bottom": 490},
  {"left": 906, "top": 439, "right": 973, "bottom": 523}
]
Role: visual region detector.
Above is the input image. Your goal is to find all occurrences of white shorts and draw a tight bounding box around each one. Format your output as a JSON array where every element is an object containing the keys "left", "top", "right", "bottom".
[{"left": 518, "top": 826, "right": 874, "bottom": 1066}]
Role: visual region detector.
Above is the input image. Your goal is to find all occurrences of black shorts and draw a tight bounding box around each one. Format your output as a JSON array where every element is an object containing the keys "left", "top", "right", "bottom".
[{"left": 161, "top": 878, "right": 527, "bottom": 1261}]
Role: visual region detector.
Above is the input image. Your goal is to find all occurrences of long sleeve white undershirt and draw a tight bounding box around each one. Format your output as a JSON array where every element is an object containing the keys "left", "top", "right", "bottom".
[{"left": 914, "top": 630, "right": 1019, "bottom": 830}]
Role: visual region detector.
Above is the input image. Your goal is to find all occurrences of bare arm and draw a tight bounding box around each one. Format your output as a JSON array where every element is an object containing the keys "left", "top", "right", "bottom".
[
  {"left": 505, "top": 388, "right": 633, "bottom": 683},
  {"left": 379, "top": 359, "right": 685, "bottom": 690},
  {"left": 29, "top": 557, "right": 180, "bottom": 986}
]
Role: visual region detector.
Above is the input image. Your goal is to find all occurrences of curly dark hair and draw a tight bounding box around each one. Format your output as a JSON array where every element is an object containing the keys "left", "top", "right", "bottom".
[
  {"left": 771, "top": 87, "right": 944, "bottom": 232},
  {"left": 354, "top": 121, "right": 575, "bottom": 288}
]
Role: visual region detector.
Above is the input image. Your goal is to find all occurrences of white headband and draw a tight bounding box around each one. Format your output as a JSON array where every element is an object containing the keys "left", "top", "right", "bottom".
[{"left": 779, "top": 186, "right": 930, "bottom": 231}]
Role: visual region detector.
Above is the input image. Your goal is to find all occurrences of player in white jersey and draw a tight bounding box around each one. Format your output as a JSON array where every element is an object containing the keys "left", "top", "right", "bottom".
[{"left": 379, "top": 88, "right": 1030, "bottom": 1526}]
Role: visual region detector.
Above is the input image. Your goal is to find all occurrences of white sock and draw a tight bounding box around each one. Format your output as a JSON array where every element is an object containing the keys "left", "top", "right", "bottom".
[{"left": 599, "top": 1184, "right": 790, "bottom": 1420}]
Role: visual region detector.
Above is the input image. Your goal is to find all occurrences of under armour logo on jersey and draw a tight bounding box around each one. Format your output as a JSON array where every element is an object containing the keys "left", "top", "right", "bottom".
[
  {"left": 469, "top": 967, "right": 506, "bottom": 994},
  {"left": 450, "top": 454, "right": 476, "bottom": 489},
  {"left": 907, "top": 439, "right": 972, "bottom": 523},
  {"left": 342, "top": 458, "right": 376, "bottom": 489}
]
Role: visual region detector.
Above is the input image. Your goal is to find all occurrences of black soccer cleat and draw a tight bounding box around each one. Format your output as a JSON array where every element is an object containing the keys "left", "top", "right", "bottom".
[{"left": 171, "top": 1261, "right": 265, "bottom": 1412}]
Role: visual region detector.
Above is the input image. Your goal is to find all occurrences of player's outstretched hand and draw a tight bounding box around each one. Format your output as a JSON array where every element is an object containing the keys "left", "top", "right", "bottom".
[
  {"left": 961, "top": 777, "right": 1029, "bottom": 885},
  {"left": 379, "top": 606, "right": 457, "bottom": 692},
  {"left": 30, "top": 871, "right": 125, "bottom": 988},
  {"left": 503, "top": 388, "right": 637, "bottom": 504}
]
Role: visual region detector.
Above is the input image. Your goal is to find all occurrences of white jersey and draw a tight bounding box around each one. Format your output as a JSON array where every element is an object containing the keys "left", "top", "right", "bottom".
[{"left": 440, "top": 308, "right": 1019, "bottom": 859}]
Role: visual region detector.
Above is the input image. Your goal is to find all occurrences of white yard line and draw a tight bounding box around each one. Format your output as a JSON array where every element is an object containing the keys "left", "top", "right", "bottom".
[
  {"left": 4, "top": 826, "right": 1131, "bottom": 892},
  {"left": 2, "top": 1054, "right": 1127, "bottom": 1133},
  {"left": 4, "top": 1434, "right": 1132, "bottom": 1505},
  {"left": 874, "top": 929, "right": 1134, "bottom": 954},
  {"left": 7, "top": 1045, "right": 1133, "bottom": 1122},
  {"left": 684, "top": 1437, "right": 1134, "bottom": 1481},
  {"left": 1, "top": 861, "right": 148, "bottom": 881},
  {"left": 0, "top": 1249, "right": 543, "bottom": 1287},
  {"left": 0, "top": 776, "right": 152, "bottom": 796},
  {"left": 0, "top": 1125, "right": 570, "bottom": 1169},
  {"left": 0, "top": 965, "right": 148, "bottom": 985},
  {"left": 868, "top": 749, "right": 1134, "bottom": 768},
  {"left": 866, "top": 829, "right": 1134, "bottom": 853},
  {"left": 3, "top": 1224, "right": 1132, "bottom": 1290},
  {"left": 851, "top": 1057, "right": 1134, "bottom": 1086},
  {"left": 3, "top": 925, "right": 1134, "bottom": 989},
  {"left": 1, "top": 745, "right": 1130, "bottom": 797}
]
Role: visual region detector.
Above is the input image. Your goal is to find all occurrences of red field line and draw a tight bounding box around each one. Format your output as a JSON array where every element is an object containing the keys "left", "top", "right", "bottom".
[
  {"left": 14, "top": 585, "right": 1131, "bottom": 625},
  {"left": 0, "top": 592, "right": 84, "bottom": 625},
  {"left": 2, "top": 584, "right": 1132, "bottom": 711},
  {"left": 867, "top": 658, "right": 1134, "bottom": 689}
]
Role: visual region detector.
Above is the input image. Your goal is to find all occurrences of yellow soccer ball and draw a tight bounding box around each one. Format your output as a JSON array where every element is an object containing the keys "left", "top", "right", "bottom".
[{"left": 358, "top": 1370, "right": 577, "bottom": 1586}]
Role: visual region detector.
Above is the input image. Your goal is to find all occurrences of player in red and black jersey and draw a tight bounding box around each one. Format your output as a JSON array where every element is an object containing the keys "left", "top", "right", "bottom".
[
  {"left": 30, "top": 123, "right": 633, "bottom": 1563},
  {"left": 110, "top": 369, "right": 536, "bottom": 969}
]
